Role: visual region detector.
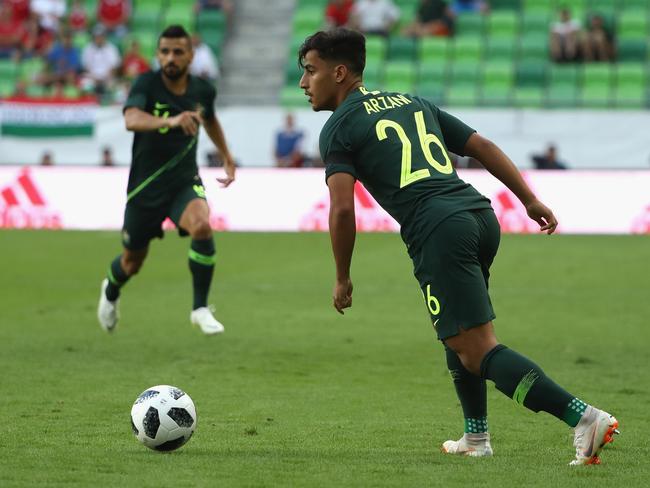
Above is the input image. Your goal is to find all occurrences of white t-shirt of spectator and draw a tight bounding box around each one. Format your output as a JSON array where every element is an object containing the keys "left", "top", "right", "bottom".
[
  {"left": 352, "top": 0, "right": 400, "bottom": 33},
  {"left": 190, "top": 43, "right": 220, "bottom": 81},
  {"left": 551, "top": 19, "right": 581, "bottom": 37},
  {"left": 30, "top": 0, "right": 66, "bottom": 31},
  {"left": 82, "top": 41, "right": 121, "bottom": 82}
]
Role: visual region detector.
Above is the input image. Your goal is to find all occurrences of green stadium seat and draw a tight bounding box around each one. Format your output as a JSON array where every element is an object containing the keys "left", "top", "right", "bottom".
[
  {"left": 490, "top": 0, "right": 522, "bottom": 9},
  {"left": 516, "top": 60, "right": 547, "bottom": 87},
  {"left": 419, "top": 62, "right": 448, "bottom": 86},
  {"left": 616, "top": 63, "right": 647, "bottom": 86},
  {"left": 482, "top": 61, "right": 515, "bottom": 85},
  {"left": 0, "top": 59, "right": 17, "bottom": 79},
  {"left": 448, "top": 59, "right": 480, "bottom": 84},
  {"left": 415, "top": 81, "right": 445, "bottom": 105},
  {"left": 18, "top": 58, "right": 45, "bottom": 83},
  {"left": 481, "top": 61, "right": 514, "bottom": 107},
  {"left": 617, "top": 10, "right": 649, "bottom": 40},
  {"left": 513, "top": 87, "right": 545, "bottom": 108},
  {"left": 131, "top": 3, "right": 160, "bottom": 31},
  {"left": 366, "top": 36, "right": 388, "bottom": 62},
  {"left": 384, "top": 61, "right": 416, "bottom": 92},
  {"left": 613, "top": 84, "right": 646, "bottom": 108},
  {"left": 455, "top": 12, "right": 485, "bottom": 38},
  {"left": 614, "top": 63, "right": 647, "bottom": 108},
  {"left": 0, "top": 78, "right": 15, "bottom": 98},
  {"left": 485, "top": 37, "right": 516, "bottom": 62},
  {"left": 419, "top": 37, "right": 449, "bottom": 63},
  {"left": 580, "top": 64, "right": 613, "bottom": 107},
  {"left": 451, "top": 36, "right": 483, "bottom": 63},
  {"left": 587, "top": 0, "right": 617, "bottom": 20},
  {"left": 519, "top": 33, "right": 549, "bottom": 62},
  {"left": 285, "top": 58, "right": 303, "bottom": 85},
  {"left": 364, "top": 61, "right": 382, "bottom": 89},
  {"left": 522, "top": 10, "right": 550, "bottom": 36},
  {"left": 197, "top": 10, "right": 226, "bottom": 34},
  {"left": 131, "top": 31, "right": 158, "bottom": 60},
  {"left": 292, "top": 6, "right": 322, "bottom": 33},
  {"left": 547, "top": 83, "right": 578, "bottom": 108},
  {"left": 26, "top": 84, "right": 46, "bottom": 97},
  {"left": 387, "top": 37, "right": 416, "bottom": 60},
  {"left": 162, "top": 4, "right": 195, "bottom": 30},
  {"left": 617, "top": 39, "right": 649, "bottom": 61},
  {"left": 488, "top": 10, "right": 519, "bottom": 39},
  {"left": 523, "top": 0, "right": 553, "bottom": 15},
  {"left": 445, "top": 83, "right": 479, "bottom": 107},
  {"left": 549, "top": 64, "right": 579, "bottom": 86}
]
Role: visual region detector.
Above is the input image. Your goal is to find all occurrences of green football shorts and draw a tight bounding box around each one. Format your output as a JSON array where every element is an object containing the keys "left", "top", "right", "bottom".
[
  {"left": 121, "top": 180, "right": 207, "bottom": 250},
  {"left": 411, "top": 208, "right": 501, "bottom": 341}
]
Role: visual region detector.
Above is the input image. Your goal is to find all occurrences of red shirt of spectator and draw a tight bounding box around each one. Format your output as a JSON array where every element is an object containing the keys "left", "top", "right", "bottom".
[
  {"left": 69, "top": 1, "right": 88, "bottom": 31},
  {"left": 326, "top": 0, "right": 354, "bottom": 27},
  {"left": 0, "top": 10, "right": 25, "bottom": 49},
  {"left": 6, "top": 0, "right": 30, "bottom": 23},
  {"left": 97, "top": 0, "right": 130, "bottom": 29},
  {"left": 122, "top": 53, "right": 149, "bottom": 79}
]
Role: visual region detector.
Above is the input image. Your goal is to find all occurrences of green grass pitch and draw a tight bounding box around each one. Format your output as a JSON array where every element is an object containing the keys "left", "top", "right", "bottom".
[{"left": 1, "top": 231, "right": 648, "bottom": 487}]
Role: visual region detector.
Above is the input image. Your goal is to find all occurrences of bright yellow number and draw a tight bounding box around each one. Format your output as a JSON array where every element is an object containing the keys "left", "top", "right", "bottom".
[
  {"left": 425, "top": 284, "right": 441, "bottom": 316},
  {"left": 376, "top": 110, "right": 453, "bottom": 188},
  {"left": 376, "top": 119, "right": 430, "bottom": 188}
]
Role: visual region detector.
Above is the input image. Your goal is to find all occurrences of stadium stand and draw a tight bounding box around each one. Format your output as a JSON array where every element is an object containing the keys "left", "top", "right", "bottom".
[
  {"left": 281, "top": 0, "right": 650, "bottom": 109},
  {"left": 0, "top": 0, "right": 228, "bottom": 103}
]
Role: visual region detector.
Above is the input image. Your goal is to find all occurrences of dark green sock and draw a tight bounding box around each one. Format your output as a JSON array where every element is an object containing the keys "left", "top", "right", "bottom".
[
  {"left": 189, "top": 238, "right": 215, "bottom": 310},
  {"left": 106, "top": 255, "right": 129, "bottom": 301},
  {"left": 446, "top": 346, "right": 488, "bottom": 433},
  {"left": 480, "top": 345, "right": 581, "bottom": 427}
]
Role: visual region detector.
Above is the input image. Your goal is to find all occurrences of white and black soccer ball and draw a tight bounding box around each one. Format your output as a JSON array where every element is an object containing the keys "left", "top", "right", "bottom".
[{"left": 130, "top": 385, "right": 197, "bottom": 452}]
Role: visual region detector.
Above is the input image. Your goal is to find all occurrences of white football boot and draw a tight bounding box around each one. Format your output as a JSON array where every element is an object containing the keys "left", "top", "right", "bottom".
[
  {"left": 442, "top": 433, "right": 493, "bottom": 457},
  {"left": 190, "top": 306, "right": 224, "bottom": 335},
  {"left": 97, "top": 279, "right": 119, "bottom": 332},
  {"left": 569, "top": 406, "right": 619, "bottom": 465}
]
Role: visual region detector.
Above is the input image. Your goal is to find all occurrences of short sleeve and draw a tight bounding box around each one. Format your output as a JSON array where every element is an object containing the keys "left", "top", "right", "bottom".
[
  {"left": 202, "top": 84, "right": 217, "bottom": 121},
  {"left": 123, "top": 73, "right": 150, "bottom": 112},
  {"left": 437, "top": 109, "right": 476, "bottom": 156},
  {"left": 320, "top": 120, "right": 358, "bottom": 182}
]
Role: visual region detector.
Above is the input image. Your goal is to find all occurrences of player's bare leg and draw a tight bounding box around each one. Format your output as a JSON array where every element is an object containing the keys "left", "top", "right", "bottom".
[
  {"left": 444, "top": 321, "right": 618, "bottom": 464},
  {"left": 98, "top": 247, "right": 148, "bottom": 332},
  {"left": 180, "top": 198, "right": 223, "bottom": 334}
]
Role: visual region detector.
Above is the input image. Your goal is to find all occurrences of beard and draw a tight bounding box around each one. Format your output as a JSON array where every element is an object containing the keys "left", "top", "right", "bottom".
[{"left": 162, "top": 63, "right": 188, "bottom": 80}]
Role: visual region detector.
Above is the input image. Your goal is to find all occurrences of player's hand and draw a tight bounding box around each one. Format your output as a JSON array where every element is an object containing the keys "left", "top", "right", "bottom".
[
  {"left": 167, "top": 110, "right": 202, "bottom": 136},
  {"left": 526, "top": 199, "right": 558, "bottom": 234},
  {"left": 217, "top": 154, "right": 236, "bottom": 187},
  {"left": 333, "top": 278, "right": 353, "bottom": 314}
]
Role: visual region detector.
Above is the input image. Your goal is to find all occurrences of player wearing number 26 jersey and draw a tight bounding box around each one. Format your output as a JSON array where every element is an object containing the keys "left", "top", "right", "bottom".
[{"left": 299, "top": 28, "right": 618, "bottom": 465}]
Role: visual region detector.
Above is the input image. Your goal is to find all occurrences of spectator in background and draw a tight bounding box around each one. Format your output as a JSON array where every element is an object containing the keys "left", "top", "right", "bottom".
[
  {"left": 402, "top": 0, "right": 455, "bottom": 38},
  {"left": 97, "top": 0, "right": 131, "bottom": 38},
  {"left": 190, "top": 33, "right": 219, "bottom": 83},
  {"left": 7, "top": 0, "right": 31, "bottom": 24},
  {"left": 30, "top": 0, "right": 66, "bottom": 33},
  {"left": 451, "top": 0, "right": 489, "bottom": 14},
  {"left": 550, "top": 8, "right": 581, "bottom": 63},
  {"left": 581, "top": 14, "right": 615, "bottom": 62},
  {"left": 274, "top": 113, "right": 305, "bottom": 168},
  {"left": 44, "top": 29, "right": 81, "bottom": 86},
  {"left": 81, "top": 24, "right": 121, "bottom": 96},
  {"left": 349, "top": 0, "right": 400, "bottom": 37},
  {"left": 325, "top": 0, "right": 354, "bottom": 29},
  {"left": 101, "top": 146, "right": 115, "bottom": 166},
  {"left": 0, "top": 2, "right": 25, "bottom": 58},
  {"left": 20, "top": 13, "right": 55, "bottom": 58},
  {"left": 121, "top": 39, "right": 149, "bottom": 80},
  {"left": 67, "top": 0, "right": 87, "bottom": 32},
  {"left": 40, "top": 151, "right": 54, "bottom": 166},
  {"left": 531, "top": 144, "right": 568, "bottom": 170}
]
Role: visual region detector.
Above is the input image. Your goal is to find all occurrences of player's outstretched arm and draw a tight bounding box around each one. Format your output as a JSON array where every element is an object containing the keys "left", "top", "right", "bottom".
[
  {"left": 124, "top": 107, "right": 201, "bottom": 135},
  {"left": 203, "top": 116, "right": 236, "bottom": 187},
  {"left": 327, "top": 172, "right": 356, "bottom": 314},
  {"left": 464, "top": 132, "right": 558, "bottom": 234}
]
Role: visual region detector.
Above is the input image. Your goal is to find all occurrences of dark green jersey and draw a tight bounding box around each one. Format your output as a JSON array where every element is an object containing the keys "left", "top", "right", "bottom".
[
  {"left": 321, "top": 86, "right": 492, "bottom": 253},
  {"left": 124, "top": 70, "right": 216, "bottom": 207}
]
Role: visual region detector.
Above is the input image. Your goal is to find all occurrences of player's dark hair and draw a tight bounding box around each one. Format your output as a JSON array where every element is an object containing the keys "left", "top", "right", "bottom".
[
  {"left": 298, "top": 28, "right": 366, "bottom": 75},
  {"left": 159, "top": 25, "right": 191, "bottom": 46}
]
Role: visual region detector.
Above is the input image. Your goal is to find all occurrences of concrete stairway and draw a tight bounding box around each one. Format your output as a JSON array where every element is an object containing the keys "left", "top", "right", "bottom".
[{"left": 217, "top": 0, "right": 297, "bottom": 106}]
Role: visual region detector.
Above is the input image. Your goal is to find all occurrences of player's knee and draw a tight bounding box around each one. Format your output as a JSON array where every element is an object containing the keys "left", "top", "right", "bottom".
[
  {"left": 458, "top": 353, "right": 482, "bottom": 376},
  {"left": 190, "top": 220, "right": 212, "bottom": 240},
  {"left": 122, "top": 256, "right": 145, "bottom": 275}
]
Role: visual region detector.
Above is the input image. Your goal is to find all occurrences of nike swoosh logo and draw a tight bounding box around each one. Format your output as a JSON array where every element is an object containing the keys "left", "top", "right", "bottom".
[
  {"left": 433, "top": 319, "right": 440, "bottom": 328},
  {"left": 154, "top": 102, "right": 169, "bottom": 109}
]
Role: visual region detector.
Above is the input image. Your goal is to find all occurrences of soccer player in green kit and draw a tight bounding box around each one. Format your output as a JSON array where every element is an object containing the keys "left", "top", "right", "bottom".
[
  {"left": 97, "top": 25, "right": 235, "bottom": 335},
  {"left": 299, "top": 29, "right": 619, "bottom": 465}
]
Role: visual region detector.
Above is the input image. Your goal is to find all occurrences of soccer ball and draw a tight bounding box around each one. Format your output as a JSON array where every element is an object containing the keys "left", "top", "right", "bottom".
[{"left": 130, "top": 385, "right": 197, "bottom": 452}]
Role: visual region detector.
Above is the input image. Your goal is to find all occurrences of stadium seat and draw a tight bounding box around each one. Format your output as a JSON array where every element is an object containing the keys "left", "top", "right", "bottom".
[
  {"left": 280, "top": 85, "right": 306, "bottom": 107},
  {"left": 519, "top": 33, "right": 549, "bottom": 62},
  {"left": 488, "top": 10, "right": 519, "bottom": 39},
  {"left": 516, "top": 60, "right": 547, "bottom": 87},
  {"left": 448, "top": 59, "right": 480, "bottom": 85},
  {"left": 18, "top": 58, "right": 45, "bottom": 83},
  {"left": 617, "top": 10, "right": 649, "bottom": 40},
  {"left": 387, "top": 37, "right": 416, "bottom": 61},
  {"left": 419, "top": 37, "right": 449, "bottom": 64},
  {"left": 451, "top": 36, "right": 483, "bottom": 63},
  {"left": 485, "top": 37, "right": 516, "bottom": 62},
  {"left": 481, "top": 61, "right": 514, "bottom": 107},
  {"left": 384, "top": 62, "right": 415, "bottom": 93},
  {"left": 513, "top": 87, "right": 545, "bottom": 108},
  {"left": 419, "top": 62, "right": 448, "bottom": 87},
  {"left": 162, "top": 4, "right": 195, "bottom": 30},
  {"left": 523, "top": 0, "right": 553, "bottom": 15},
  {"left": 614, "top": 63, "right": 647, "bottom": 108},
  {"left": 416, "top": 81, "right": 445, "bottom": 105},
  {"left": 456, "top": 12, "right": 485, "bottom": 38},
  {"left": 197, "top": 10, "right": 226, "bottom": 35},
  {"left": 547, "top": 65, "right": 579, "bottom": 107},
  {"left": 366, "top": 36, "right": 388, "bottom": 62},
  {"left": 445, "top": 83, "right": 479, "bottom": 106},
  {"left": 617, "top": 39, "right": 649, "bottom": 61},
  {"left": 521, "top": 10, "right": 550, "bottom": 36},
  {"left": 580, "top": 64, "right": 613, "bottom": 108}
]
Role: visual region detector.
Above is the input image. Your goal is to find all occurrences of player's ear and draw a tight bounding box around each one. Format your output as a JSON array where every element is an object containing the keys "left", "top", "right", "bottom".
[{"left": 334, "top": 64, "right": 348, "bottom": 83}]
